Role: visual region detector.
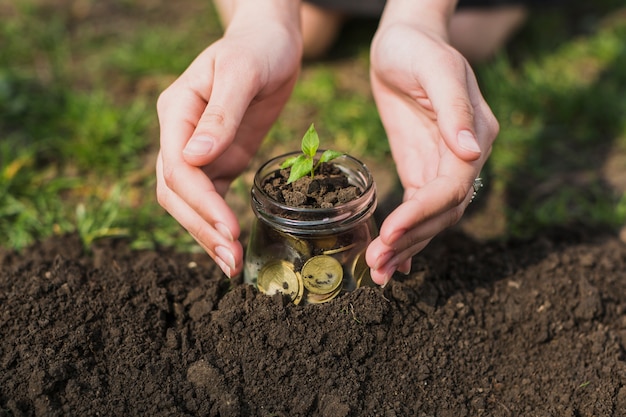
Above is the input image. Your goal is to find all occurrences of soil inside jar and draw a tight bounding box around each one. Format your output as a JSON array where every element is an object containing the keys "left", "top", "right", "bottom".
[{"left": 261, "top": 161, "right": 361, "bottom": 209}]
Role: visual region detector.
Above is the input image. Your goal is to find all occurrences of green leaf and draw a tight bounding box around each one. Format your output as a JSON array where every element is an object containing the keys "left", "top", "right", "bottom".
[
  {"left": 287, "top": 156, "right": 313, "bottom": 184},
  {"left": 301, "top": 123, "right": 319, "bottom": 157},
  {"left": 319, "top": 149, "right": 344, "bottom": 163},
  {"left": 280, "top": 155, "right": 300, "bottom": 169}
]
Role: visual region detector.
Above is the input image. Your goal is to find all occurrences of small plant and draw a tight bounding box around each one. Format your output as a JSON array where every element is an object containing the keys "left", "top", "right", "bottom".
[{"left": 280, "top": 123, "right": 344, "bottom": 184}]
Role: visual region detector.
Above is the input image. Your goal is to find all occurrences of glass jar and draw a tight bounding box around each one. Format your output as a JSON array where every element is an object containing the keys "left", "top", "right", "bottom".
[{"left": 244, "top": 151, "right": 378, "bottom": 305}]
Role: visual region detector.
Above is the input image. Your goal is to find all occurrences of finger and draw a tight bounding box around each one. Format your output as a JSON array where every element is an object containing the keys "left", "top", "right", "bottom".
[
  {"left": 181, "top": 51, "right": 261, "bottom": 167},
  {"left": 367, "top": 203, "right": 462, "bottom": 286},
  {"left": 458, "top": 63, "right": 499, "bottom": 151},
  {"left": 416, "top": 49, "right": 484, "bottom": 161},
  {"left": 378, "top": 170, "right": 474, "bottom": 245},
  {"left": 158, "top": 140, "right": 241, "bottom": 235},
  {"left": 370, "top": 73, "right": 439, "bottom": 187},
  {"left": 385, "top": 201, "right": 466, "bottom": 253},
  {"left": 157, "top": 152, "right": 241, "bottom": 252},
  {"left": 156, "top": 154, "right": 244, "bottom": 277},
  {"left": 367, "top": 236, "right": 432, "bottom": 286},
  {"left": 397, "top": 258, "right": 411, "bottom": 275},
  {"left": 156, "top": 61, "right": 244, "bottom": 239},
  {"left": 368, "top": 171, "right": 482, "bottom": 286}
]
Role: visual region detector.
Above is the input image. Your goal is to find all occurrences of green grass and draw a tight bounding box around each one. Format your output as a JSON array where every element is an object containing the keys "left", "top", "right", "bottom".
[
  {"left": 1, "top": 0, "right": 625, "bottom": 252},
  {"left": 477, "top": 2, "right": 626, "bottom": 236}
]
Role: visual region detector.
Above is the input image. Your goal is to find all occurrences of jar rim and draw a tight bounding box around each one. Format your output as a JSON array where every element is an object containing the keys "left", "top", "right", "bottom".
[{"left": 251, "top": 151, "right": 377, "bottom": 232}]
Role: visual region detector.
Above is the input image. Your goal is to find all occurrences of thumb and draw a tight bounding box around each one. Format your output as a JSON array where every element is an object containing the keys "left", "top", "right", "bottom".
[
  {"left": 182, "top": 63, "right": 258, "bottom": 167},
  {"left": 428, "top": 59, "right": 485, "bottom": 162},
  {"left": 436, "top": 94, "right": 482, "bottom": 162},
  {"left": 182, "top": 104, "right": 236, "bottom": 167},
  {"left": 453, "top": 129, "right": 482, "bottom": 161}
]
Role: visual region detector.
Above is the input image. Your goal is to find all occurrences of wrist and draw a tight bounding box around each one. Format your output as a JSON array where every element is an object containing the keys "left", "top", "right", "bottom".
[
  {"left": 380, "top": 0, "right": 458, "bottom": 39},
  {"left": 229, "top": 0, "right": 302, "bottom": 34},
  {"left": 225, "top": 0, "right": 303, "bottom": 59}
]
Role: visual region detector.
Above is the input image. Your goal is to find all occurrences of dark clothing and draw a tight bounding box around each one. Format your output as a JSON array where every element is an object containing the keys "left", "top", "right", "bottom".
[
  {"left": 304, "top": 0, "right": 385, "bottom": 16},
  {"left": 304, "top": 0, "right": 555, "bottom": 17}
]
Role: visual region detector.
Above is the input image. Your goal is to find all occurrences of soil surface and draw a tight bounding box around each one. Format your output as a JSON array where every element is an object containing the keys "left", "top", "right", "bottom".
[
  {"left": 2, "top": 227, "right": 626, "bottom": 417},
  {"left": 262, "top": 162, "right": 360, "bottom": 209}
]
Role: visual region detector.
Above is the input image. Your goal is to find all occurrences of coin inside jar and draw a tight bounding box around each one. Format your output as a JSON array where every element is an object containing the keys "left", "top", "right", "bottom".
[
  {"left": 322, "top": 242, "right": 357, "bottom": 256},
  {"left": 351, "top": 250, "right": 372, "bottom": 289},
  {"left": 275, "top": 230, "right": 311, "bottom": 259},
  {"left": 257, "top": 260, "right": 303, "bottom": 304},
  {"left": 311, "top": 235, "right": 337, "bottom": 252},
  {"left": 301, "top": 255, "right": 343, "bottom": 295},
  {"left": 306, "top": 282, "right": 343, "bottom": 304}
]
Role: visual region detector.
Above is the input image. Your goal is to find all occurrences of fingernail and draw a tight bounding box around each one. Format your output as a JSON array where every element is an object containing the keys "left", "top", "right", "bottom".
[
  {"left": 458, "top": 130, "right": 481, "bottom": 153},
  {"left": 374, "top": 250, "right": 395, "bottom": 271},
  {"left": 215, "top": 222, "right": 234, "bottom": 242},
  {"left": 214, "top": 256, "right": 231, "bottom": 279},
  {"left": 215, "top": 245, "right": 236, "bottom": 274},
  {"left": 379, "top": 262, "right": 398, "bottom": 288},
  {"left": 380, "top": 271, "right": 394, "bottom": 288},
  {"left": 183, "top": 135, "right": 214, "bottom": 156}
]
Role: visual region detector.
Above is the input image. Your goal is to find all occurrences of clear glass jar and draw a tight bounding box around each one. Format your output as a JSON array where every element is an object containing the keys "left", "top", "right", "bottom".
[{"left": 244, "top": 151, "right": 378, "bottom": 305}]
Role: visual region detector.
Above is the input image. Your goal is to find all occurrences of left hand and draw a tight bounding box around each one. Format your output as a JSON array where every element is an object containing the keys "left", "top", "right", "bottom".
[
  {"left": 156, "top": 10, "right": 303, "bottom": 278},
  {"left": 366, "top": 22, "right": 499, "bottom": 286}
]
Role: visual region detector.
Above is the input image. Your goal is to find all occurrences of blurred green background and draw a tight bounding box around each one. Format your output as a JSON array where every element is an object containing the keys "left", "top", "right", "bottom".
[{"left": 1, "top": 0, "right": 625, "bottom": 253}]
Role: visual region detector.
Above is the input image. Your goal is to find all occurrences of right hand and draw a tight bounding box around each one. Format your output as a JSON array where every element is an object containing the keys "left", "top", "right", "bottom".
[
  {"left": 366, "top": 20, "right": 499, "bottom": 286},
  {"left": 156, "top": 19, "right": 303, "bottom": 278}
]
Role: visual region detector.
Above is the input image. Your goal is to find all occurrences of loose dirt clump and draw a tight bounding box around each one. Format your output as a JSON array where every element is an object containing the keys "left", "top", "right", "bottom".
[
  {"left": 1, "top": 227, "right": 625, "bottom": 416},
  {"left": 262, "top": 162, "right": 360, "bottom": 209}
]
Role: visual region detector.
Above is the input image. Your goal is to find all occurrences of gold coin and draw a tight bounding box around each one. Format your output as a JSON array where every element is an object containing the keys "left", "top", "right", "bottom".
[
  {"left": 322, "top": 242, "right": 357, "bottom": 256},
  {"left": 275, "top": 230, "right": 311, "bottom": 258},
  {"left": 301, "top": 255, "right": 343, "bottom": 295},
  {"left": 306, "top": 283, "right": 343, "bottom": 304},
  {"left": 352, "top": 250, "right": 373, "bottom": 288},
  {"left": 312, "top": 235, "right": 337, "bottom": 251},
  {"left": 257, "top": 261, "right": 302, "bottom": 303},
  {"left": 292, "top": 272, "right": 304, "bottom": 305}
]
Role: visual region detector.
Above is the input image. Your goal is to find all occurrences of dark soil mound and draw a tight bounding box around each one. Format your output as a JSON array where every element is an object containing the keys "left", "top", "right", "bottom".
[{"left": 1, "top": 228, "right": 625, "bottom": 417}]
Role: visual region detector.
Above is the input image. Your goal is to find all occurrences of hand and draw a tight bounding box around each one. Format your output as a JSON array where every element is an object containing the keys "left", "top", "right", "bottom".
[
  {"left": 366, "top": 22, "right": 499, "bottom": 286},
  {"left": 156, "top": 15, "right": 302, "bottom": 278}
]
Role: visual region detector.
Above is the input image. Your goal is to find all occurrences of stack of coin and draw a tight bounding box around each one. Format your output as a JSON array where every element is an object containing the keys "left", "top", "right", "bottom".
[{"left": 254, "top": 243, "right": 373, "bottom": 304}]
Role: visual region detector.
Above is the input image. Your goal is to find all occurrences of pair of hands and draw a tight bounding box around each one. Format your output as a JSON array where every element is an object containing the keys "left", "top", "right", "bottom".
[{"left": 156, "top": 12, "right": 498, "bottom": 286}]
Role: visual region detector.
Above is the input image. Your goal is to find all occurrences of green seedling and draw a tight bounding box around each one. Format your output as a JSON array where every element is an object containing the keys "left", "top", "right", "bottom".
[{"left": 280, "top": 123, "right": 344, "bottom": 184}]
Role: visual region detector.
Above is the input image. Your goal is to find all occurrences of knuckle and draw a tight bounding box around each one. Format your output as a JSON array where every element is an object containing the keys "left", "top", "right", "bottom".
[
  {"left": 438, "top": 46, "right": 468, "bottom": 75},
  {"left": 156, "top": 87, "right": 173, "bottom": 113},
  {"left": 484, "top": 108, "right": 500, "bottom": 139},
  {"left": 491, "top": 114, "right": 500, "bottom": 141},
  {"left": 215, "top": 50, "right": 264, "bottom": 83},
  {"left": 200, "top": 104, "right": 227, "bottom": 127},
  {"left": 155, "top": 175, "right": 172, "bottom": 209},
  {"left": 491, "top": 112, "right": 500, "bottom": 134},
  {"left": 160, "top": 162, "right": 179, "bottom": 191},
  {"left": 453, "top": 99, "right": 475, "bottom": 123},
  {"left": 155, "top": 185, "right": 168, "bottom": 208}
]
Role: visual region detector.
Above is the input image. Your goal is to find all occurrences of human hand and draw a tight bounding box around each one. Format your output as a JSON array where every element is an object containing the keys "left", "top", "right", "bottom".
[
  {"left": 366, "top": 21, "right": 499, "bottom": 286},
  {"left": 156, "top": 9, "right": 302, "bottom": 278}
]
